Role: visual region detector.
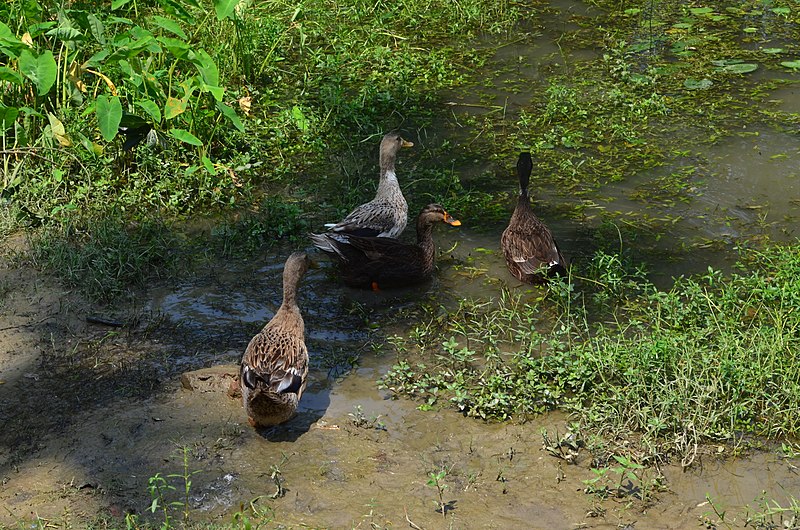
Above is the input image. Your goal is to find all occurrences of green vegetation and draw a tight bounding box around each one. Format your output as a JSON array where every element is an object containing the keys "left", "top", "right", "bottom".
[{"left": 382, "top": 245, "right": 800, "bottom": 464}]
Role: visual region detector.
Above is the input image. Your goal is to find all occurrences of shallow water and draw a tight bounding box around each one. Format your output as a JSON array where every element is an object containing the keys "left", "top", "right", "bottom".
[{"left": 4, "top": 1, "right": 800, "bottom": 528}]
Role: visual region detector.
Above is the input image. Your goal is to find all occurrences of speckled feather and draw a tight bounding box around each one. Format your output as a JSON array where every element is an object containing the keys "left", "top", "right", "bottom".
[
  {"left": 324, "top": 132, "right": 412, "bottom": 239},
  {"left": 311, "top": 204, "right": 460, "bottom": 289},
  {"left": 240, "top": 252, "right": 310, "bottom": 427},
  {"left": 501, "top": 153, "right": 567, "bottom": 283}
]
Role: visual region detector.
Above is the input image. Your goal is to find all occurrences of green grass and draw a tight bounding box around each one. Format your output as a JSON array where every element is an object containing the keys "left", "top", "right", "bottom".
[{"left": 380, "top": 244, "right": 800, "bottom": 464}]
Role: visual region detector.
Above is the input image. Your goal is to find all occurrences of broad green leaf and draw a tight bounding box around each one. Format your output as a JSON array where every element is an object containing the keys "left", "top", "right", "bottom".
[
  {"left": 684, "top": 78, "right": 713, "bottom": 90},
  {"left": 150, "top": 16, "right": 187, "bottom": 39},
  {"left": 743, "top": 27, "right": 757, "bottom": 33},
  {"left": 771, "top": 7, "right": 790, "bottom": 16},
  {"left": 87, "top": 13, "right": 106, "bottom": 44},
  {"left": 164, "top": 97, "right": 187, "bottom": 119},
  {"left": 718, "top": 63, "right": 758, "bottom": 74},
  {"left": 45, "top": 26, "right": 83, "bottom": 41},
  {"left": 112, "top": 0, "right": 133, "bottom": 9},
  {"left": 135, "top": 99, "right": 162, "bottom": 123},
  {"left": 202, "top": 155, "right": 217, "bottom": 175},
  {"left": 96, "top": 94, "right": 123, "bottom": 142},
  {"left": 0, "top": 67, "right": 24, "bottom": 85},
  {"left": 0, "top": 104, "right": 19, "bottom": 131},
  {"left": 762, "top": 48, "right": 784, "bottom": 54},
  {"left": 189, "top": 49, "right": 219, "bottom": 86},
  {"left": 689, "top": 7, "right": 713, "bottom": 15},
  {"left": 781, "top": 60, "right": 800, "bottom": 70},
  {"left": 169, "top": 128, "right": 202, "bottom": 146},
  {"left": 160, "top": 0, "right": 195, "bottom": 24},
  {"left": 216, "top": 101, "right": 244, "bottom": 132},
  {"left": 213, "top": 0, "right": 239, "bottom": 20},
  {"left": 0, "top": 21, "right": 14, "bottom": 39},
  {"left": 83, "top": 49, "right": 109, "bottom": 68},
  {"left": 157, "top": 36, "right": 191, "bottom": 59},
  {"left": 19, "top": 50, "right": 57, "bottom": 95},
  {"left": 200, "top": 82, "right": 224, "bottom": 102}
]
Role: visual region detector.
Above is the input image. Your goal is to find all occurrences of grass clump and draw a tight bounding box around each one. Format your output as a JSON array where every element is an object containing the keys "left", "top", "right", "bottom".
[
  {"left": 381, "top": 244, "right": 800, "bottom": 464},
  {"left": 27, "top": 215, "right": 181, "bottom": 302}
]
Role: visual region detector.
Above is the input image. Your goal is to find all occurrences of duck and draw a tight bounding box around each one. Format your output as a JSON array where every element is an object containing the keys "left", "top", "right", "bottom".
[
  {"left": 501, "top": 152, "right": 567, "bottom": 283},
  {"left": 240, "top": 252, "right": 311, "bottom": 427},
  {"left": 323, "top": 132, "right": 414, "bottom": 238},
  {"left": 311, "top": 203, "right": 461, "bottom": 290}
]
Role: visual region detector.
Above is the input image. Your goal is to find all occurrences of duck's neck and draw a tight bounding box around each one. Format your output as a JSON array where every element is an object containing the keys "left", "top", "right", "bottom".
[
  {"left": 416, "top": 219, "right": 436, "bottom": 267},
  {"left": 274, "top": 272, "right": 303, "bottom": 325},
  {"left": 375, "top": 168, "right": 399, "bottom": 197}
]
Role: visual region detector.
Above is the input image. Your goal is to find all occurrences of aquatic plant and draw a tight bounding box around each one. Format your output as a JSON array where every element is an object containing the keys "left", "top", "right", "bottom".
[{"left": 381, "top": 245, "right": 800, "bottom": 466}]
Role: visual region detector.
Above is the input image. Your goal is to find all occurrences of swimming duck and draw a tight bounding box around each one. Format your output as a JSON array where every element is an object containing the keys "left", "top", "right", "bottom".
[
  {"left": 323, "top": 132, "right": 414, "bottom": 238},
  {"left": 311, "top": 203, "right": 461, "bottom": 290},
  {"left": 240, "top": 252, "right": 311, "bottom": 427},
  {"left": 501, "top": 152, "right": 567, "bottom": 283}
]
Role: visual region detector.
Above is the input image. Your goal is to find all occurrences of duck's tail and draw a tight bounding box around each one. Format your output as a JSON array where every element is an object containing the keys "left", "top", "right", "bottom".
[{"left": 309, "top": 232, "right": 349, "bottom": 261}]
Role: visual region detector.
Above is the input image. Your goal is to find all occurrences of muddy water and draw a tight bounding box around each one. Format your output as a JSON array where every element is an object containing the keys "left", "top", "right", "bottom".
[{"left": 3, "top": 2, "right": 800, "bottom": 529}]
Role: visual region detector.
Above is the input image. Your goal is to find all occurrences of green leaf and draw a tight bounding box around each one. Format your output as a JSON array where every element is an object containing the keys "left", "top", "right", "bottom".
[
  {"left": 200, "top": 82, "right": 224, "bottom": 102},
  {"left": 0, "top": 104, "right": 19, "bottom": 131},
  {"left": 0, "top": 66, "right": 24, "bottom": 85},
  {"left": 689, "top": 7, "right": 713, "bottom": 15},
  {"left": 87, "top": 13, "right": 106, "bottom": 44},
  {"left": 201, "top": 155, "right": 217, "bottom": 175},
  {"left": 45, "top": 26, "right": 83, "bottom": 41},
  {"left": 164, "top": 97, "right": 187, "bottom": 120},
  {"left": 157, "top": 36, "right": 191, "bottom": 59},
  {"left": 169, "top": 128, "right": 202, "bottom": 146},
  {"left": 291, "top": 105, "right": 309, "bottom": 133},
  {"left": 743, "top": 27, "right": 757, "bottom": 33},
  {"left": 684, "top": 78, "right": 713, "bottom": 90},
  {"left": 135, "top": 99, "right": 162, "bottom": 123},
  {"left": 762, "top": 48, "right": 784, "bottom": 54},
  {"left": 96, "top": 94, "right": 123, "bottom": 142},
  {"left": 19, "top": 49, "right": 57, "bottom": 95},
  {"left": 215, "top": 101, "right": 244, "bottom": 132},
  {"left": 150, "top": 16, "right": 187, "bottom": 39},
  {"left": 189, "top": 49, "right": 219, "bottom": 86},
  {"left": 718, "top": 63, "right": 758, "bottom": 74},
  {"left": 780, "top": 60, "right": 800, "bottom": 70},
  {"left": 214, "top": 0, "right": 239, "bottom": 20},
  {"left": 112, "top": 0, "right": 134, "bottom": 9}
]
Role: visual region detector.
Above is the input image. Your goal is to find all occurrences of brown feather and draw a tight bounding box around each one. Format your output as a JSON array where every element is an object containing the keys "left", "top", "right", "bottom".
[
  {"left": 312, "top": 204, "right": 460, "bottom": 289},
  {"left": 502, "top": 152, "right": 567, "bottom": 284},
  {"left": 240, "top": 252, "right": 311, "bottom": 427}
]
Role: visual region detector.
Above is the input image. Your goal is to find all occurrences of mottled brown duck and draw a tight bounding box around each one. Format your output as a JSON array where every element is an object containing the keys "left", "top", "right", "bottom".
[
  {"left": 311, "top": 203, "right": 461, "bottom": 290},
  {"left": 323, "top": 132, "right": 413, "bottom": 238},
  {"left": 240, "top": 252, "right": 311, "bottom": 427},
  {"left": 501, "top": 152, "right": 567, "bottom": 283}
]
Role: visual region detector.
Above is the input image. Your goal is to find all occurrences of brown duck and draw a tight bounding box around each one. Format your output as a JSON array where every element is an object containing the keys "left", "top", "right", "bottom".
[
  {"left": 240, "top": 252, "right": 311, "bottom": 427},
  {"left": 311, "top": 203, "right": 461, "bottom": 290},
  {"left": 501, "top": 152, "right": 567, "bottom": 283},
  {"left": 323, "top": 132, "right": 414, "bottom": 238}
]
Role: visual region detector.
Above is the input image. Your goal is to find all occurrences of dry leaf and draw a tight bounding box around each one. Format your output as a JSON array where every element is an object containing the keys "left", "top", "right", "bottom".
[
  {"left": 68, "top": 62, "right": 87, "bottom": 93},
  {"left": 21, "top": 32, "right": 33, "bottom": 47},
  {"left": 238, "top": 96, "right": 252, "bottom": 116}
]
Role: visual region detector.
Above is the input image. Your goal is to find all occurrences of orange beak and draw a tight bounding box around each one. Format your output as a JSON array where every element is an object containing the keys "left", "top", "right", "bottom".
[
  {"left": 401, "top": 139, "right": 414, "bottom": 148},
  {"left": 444, "top": 212, "right": 461, "bottom": 226}
]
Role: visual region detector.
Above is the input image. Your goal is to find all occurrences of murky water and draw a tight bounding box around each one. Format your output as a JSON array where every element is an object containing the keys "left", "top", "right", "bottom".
[
  {"left": 3, "top": 1, "right": 800, "bottom": 528},
  {"left": 131, "top": 0, "right": 800, "bottom": 524}
]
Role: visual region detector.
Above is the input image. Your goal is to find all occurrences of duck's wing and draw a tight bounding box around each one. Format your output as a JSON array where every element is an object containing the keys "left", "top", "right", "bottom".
[
  {"left": 241, "top": 326, "right": 308, "bottom": 399},
  {"left": 502, "top": 221, "right": 564, "bottom": 275},
  {"left": 326, "top": 199, "right": 406, "bottom": 238}
]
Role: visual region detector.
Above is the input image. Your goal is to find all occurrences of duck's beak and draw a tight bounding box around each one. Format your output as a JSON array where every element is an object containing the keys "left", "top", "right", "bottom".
[
  {"left": 444, "top": 212, "right": 461, "bottom": 226},
  {"left": 401, "top": 139, "right": 414, "bottom": 148}
]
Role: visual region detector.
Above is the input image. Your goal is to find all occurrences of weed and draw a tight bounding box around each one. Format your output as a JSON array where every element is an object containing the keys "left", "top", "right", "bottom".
[{"left": 426, "top": 467, "right": 450, "bottom": 518}]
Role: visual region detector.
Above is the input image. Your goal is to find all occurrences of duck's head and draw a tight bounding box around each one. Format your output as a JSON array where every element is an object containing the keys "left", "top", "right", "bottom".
[
  {"left": 380, "top": 132, "right": 414, "bottom": 166},
  {"left": 516, "top": 152, "right": 533, "bottom": 193},
  {"left": 283, "top": 251, "right": 312, "bottom": 284},
  {"left": 418, "top": 203, "right": 462, "bottom": 228}
]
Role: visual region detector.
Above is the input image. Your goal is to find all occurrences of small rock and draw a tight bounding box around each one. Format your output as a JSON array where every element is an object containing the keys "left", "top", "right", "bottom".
[{"left": 181, "top": 365, "right": 239, "bottom": 395}]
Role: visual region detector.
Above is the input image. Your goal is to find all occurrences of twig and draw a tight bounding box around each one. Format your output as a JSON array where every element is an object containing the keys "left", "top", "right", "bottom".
[
  {"left": 404, "top": 506, "right": 424, "bottom": 530},
  {"left": 86, "top": 315, "right": 125, "bottom": 327}
]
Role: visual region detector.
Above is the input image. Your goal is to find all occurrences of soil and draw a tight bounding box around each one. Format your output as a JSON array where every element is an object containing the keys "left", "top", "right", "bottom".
[{"left": 1, "top": 244, "right": 798, "bottom": 530}]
